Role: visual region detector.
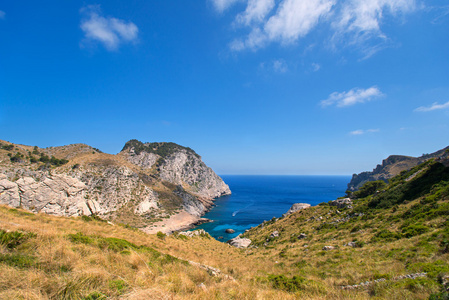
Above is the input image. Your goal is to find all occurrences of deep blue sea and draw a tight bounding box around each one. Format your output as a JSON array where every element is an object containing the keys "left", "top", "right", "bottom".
[{"left": 194, "top": 175, "right": 351, "bottom": 241}]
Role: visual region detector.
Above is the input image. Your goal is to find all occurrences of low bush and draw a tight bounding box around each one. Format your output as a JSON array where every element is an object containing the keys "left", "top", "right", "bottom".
[
  {"left": 0, "top": 253, "right": 36, "bottom": 268},
  {"left": 401, "top": 224, "right": 429, "bottom": 238},
  {"left": 0, "top": 229, "right": 36, "bottom": 248},
  {"left": 371, "top": 230, "right": 402, "bottom": 242},
  {"left": 267, "top": 274, "right": 306, "bottom": 292}
]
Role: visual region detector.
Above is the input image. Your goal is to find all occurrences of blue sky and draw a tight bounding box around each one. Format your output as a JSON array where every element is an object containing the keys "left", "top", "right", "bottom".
[{"left": 1, "top": 0, "right": 448, "bottom": 175}]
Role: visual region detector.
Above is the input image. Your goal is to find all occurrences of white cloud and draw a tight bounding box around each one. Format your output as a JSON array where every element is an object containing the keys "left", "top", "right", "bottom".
[
  {"left": 414, "top": 101, "right": 449, "bottom": 112},
  {"left": 311, "top": 63, "right": 321, "bottom": 71},
  {"left": 211, "top": 0, "right": 241, "bottom": 13},
  {"left": 321, "top": 86, "right": 383, "bottom": 107},
  {"left": 230, "top": 0, "right": 334, "bottom": 51},
  {"left": 332, "top": 0, "right": 415, "bottom": 54},
  {"left": 230, "top": 27, "right": 267, "bottom": 51},
  {"left": 350, "top": 128, "right": 379, "bottom": 135},
  {"left": 0, "top": 10, "right": 5, "bottom": 19},
  {"left": 80, "top": 5, "right": 138, "bottom": 51},
  {"left": 218, "top": 0, "right": 415, "bottom": 55},
  {"left": 273, "top": 59, "right": 288, "bottom": 73},
  {"left": 236, "top": 0, "right": 275, "bottom": 25},
  {"left": 265, "top": 0, "right": 335, "bottom": 44}
]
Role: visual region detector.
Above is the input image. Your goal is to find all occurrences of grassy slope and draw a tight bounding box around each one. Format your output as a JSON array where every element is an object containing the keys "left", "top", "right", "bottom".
[
  {"left": 242, "top": 159, "right": 449, "bottom": 299},
  {"left": 0, "top": 158, "right": 448, "bottom": 299}
]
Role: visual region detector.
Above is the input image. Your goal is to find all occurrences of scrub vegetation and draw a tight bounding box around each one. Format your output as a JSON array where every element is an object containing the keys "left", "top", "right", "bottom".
[{"left": 0, "top": 157, "right": 448, "bottom": 299}]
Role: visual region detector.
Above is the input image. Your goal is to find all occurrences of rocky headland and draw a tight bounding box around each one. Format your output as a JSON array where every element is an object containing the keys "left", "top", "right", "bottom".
[
  {"left": 0, "top": 139, "right": 230, "bottom": 233},
  {"left": 347, "top": 146, "right": 449, "bottom": 191}
]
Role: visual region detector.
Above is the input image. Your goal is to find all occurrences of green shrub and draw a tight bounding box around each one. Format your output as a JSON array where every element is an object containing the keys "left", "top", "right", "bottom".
[
  {"left": 160, "top": 254, "right": 188, "bottom": 266},
  {"left": 82, "top": 292, "right": 107, "bottom": 300},
  {"left": 371, "top": 230, "right": 402, "bottom": 242},
  {"left": 401, "top": 224, "right": 429, "bottom": 238},
  {"left": 109, "top": 279, "right": 128, "bottom": 295},
  {"left": 369, "top": 162, "right": 449, "bottom": 209},
  {"left": 156, "top": 231, "right": 166, "bottom": 240},
  {"left": 67, "top": 232, "right": 95, "bottom": 245},
  {"left": 408, "top": 260, "right": 449, "bottom": 279},
  {"left": 1, "top": 144, "right": 14, "bottom": 151},
  {"left": 354, "top": 180, "right": 386, "bottom": 199},
  {"left": 67, "top": 232, "right": 161, "bottom": 257},
  {"left": 0, "top": 253, "right": 35, "bottom": 268},
  {"left": 121, "top": 139, "right": 199, "bottom": 159},
  {"left": 267, "top": 274, "right": 306, "bottom": 292},
  {"left": 292, "top": 259, "right": 308, "bottom": 269},
  {"left": 429, "top": 291, "right": 449, "bottom": 300},
  {"left": 0, "top": 229, "right": 36, "bottom": 248}
]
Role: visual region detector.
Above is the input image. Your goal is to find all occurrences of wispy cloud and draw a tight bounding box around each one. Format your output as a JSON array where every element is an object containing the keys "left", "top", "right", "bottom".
[
  {"left": 235, "top": 0, "right": 275, "bottom": 25},
  {"left": 428, "top": 5, "right": 449, "bottom": 24},
  {"left": 231, "top": 0, "right": 334, "bottom": 50},
  {"left": 210, "top": 0, "right": 242, "bottom": 13},
  {"left": 350, "top": 128, "right": 380, "bottom": 135},
  {"left": 273, "top": 59, "right": 288, "bottom": 73},
  {"left": 311, "top": 63, "right": 321, "bottom": 72},
  {"left": 321, "top": 86, "right": 383, "bottom": 107},
  {"left": 414, "top": 100, "right": 449, "bottom": 112},
  {"left": 332, "top": 0, "right": 415, "bottom": 57},
  {"left": 0, "top": 10, "right": 5, "bottom": 20},
  {"left": 80, "top": 5, "right": 138, "bottom": 51},
  {"left": 216, "top": 0, "right": 416, "bottom": 56}
]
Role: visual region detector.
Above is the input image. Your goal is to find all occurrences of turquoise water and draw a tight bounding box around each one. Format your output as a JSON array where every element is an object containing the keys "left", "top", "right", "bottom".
[{"left": 194, "top": 175, "right": 351, "bottom": 241}]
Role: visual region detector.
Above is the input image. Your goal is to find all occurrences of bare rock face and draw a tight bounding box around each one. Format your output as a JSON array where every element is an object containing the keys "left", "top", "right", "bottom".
[
  {"left": 123, "top": 151, "right": 159, "bottom": 170},
  {"left": 0, "top": 174, "right": 87, "bottom": 216},
  {"left": 0, "top": 177, "right": 21, "bottom": 208},
  {"left": 283, "top": 203, "right": 311, "bottom": 216},
  {"left": 159, "top": 150, "right": 231, "bottom": 199},
  {"left": 228, "top": 235, "right": 251, "bottom": 248}
]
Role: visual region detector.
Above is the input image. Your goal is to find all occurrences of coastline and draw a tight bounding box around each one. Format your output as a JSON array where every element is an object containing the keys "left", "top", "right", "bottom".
[{"left": 141, "top": 211, "right": 212, "bottom": 234}]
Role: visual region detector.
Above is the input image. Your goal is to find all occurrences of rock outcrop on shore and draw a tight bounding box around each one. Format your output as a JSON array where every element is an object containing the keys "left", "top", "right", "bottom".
[{"left": 0, "top": 139, "right": 230, "bottom": 231}]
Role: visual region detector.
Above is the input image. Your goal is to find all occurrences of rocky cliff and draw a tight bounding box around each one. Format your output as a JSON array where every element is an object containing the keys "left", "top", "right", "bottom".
[
  {"left": 348, "top": 146, "right": 449, "bottom": 191},
  {"left": 0, "top": 139, "right": 230, "bottom": 231}
]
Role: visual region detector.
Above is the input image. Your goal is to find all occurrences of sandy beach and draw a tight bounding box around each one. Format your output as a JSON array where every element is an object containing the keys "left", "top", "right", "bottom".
[{"left": 142, "top": 211, "right": 209, "bottom": 234}]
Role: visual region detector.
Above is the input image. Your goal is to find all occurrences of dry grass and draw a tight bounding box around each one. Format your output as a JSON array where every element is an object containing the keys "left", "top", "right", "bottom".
[{"left": 0, "top": 185, "right": 447, "bottom": 300}]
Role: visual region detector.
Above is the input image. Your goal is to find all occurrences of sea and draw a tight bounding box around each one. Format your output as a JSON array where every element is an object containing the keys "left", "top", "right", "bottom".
[{"left": 194, "top": 175, "right": 351, "bottom": 241}]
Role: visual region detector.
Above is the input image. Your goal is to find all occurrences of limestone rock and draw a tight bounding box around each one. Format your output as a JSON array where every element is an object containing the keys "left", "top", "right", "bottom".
[
  {"left": 225, "top": 229, "right": 235, "bottom": 234},
  {"left": 158, "top": 150, "right": 231, "bottom": 199},
  {"left": 0, "top": 179, "right": 20, "bottom": 207},
  {"left": 298, "top": 233, "right": 307, "bottom": 239},
  {"left": 346, "top": 241, "right": 357, "bottom": 247},
  {"left": 178, "top": 229, "right": 208, "bottom": 237},
  {"left": 323, "top": 246, "right": 336, "bottom": 251},
  {"left": 228, "top": 235, "right": 251, "bottom": 248},
  {"left": 330, "top": 198, "right": 353, "bottom": 209},
  {"left": 270, "top": 231, "right": 279, "bottom": 238},
  {"left": 283, "top": 203, "right": 311, "bottom": 216}
]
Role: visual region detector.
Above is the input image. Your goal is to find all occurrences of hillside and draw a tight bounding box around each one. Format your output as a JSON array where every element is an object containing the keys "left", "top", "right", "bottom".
[
  {"left": 0, "top": 139, "right": 230, "bottom": 233},
  {"left": 347, "top": 146, "right": 449, "bottom": 191},
  {"left": 0, "top": 151, "right": 448, "bottom": 299}
]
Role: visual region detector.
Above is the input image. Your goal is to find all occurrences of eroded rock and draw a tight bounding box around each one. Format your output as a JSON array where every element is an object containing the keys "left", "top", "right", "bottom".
[{"left": 228, "top": 235, "right": 251, "bottom": 248}]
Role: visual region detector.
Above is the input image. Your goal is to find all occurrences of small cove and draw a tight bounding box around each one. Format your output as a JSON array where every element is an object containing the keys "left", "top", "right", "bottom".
[{"left": 194, "top": 175, "right": 351, "bottom": 240}]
